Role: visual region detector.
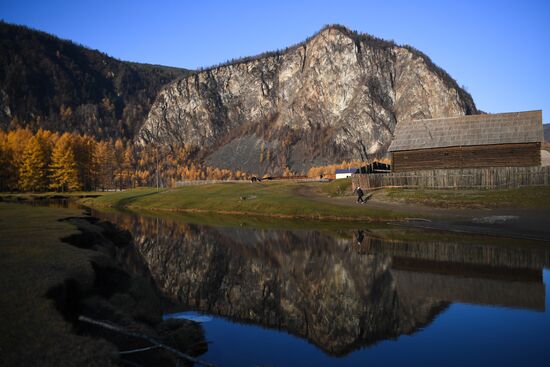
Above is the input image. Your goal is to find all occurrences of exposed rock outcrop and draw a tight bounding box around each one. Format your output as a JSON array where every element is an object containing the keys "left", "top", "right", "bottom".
[{"left": 140, "top": 25, "right": 477, "bottom": 174}]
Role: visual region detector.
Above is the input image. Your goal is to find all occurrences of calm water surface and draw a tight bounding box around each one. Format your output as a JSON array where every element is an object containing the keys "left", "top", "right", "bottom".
[{"left": 90, "top": 209, "right": 550, "bottom": 367}]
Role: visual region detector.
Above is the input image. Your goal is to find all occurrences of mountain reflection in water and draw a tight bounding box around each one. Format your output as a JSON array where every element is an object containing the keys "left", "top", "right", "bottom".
[{"left": 93, "top": 210, "right": 550, "bottom": 357}]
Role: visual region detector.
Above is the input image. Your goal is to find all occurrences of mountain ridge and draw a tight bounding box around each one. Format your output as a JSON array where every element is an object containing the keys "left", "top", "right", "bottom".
[
  {"left": 0, "top": 22, "right": 479, "bottom": 175},
  {"left": 192, "top": 24, "right": 475, "bottom": 112}
]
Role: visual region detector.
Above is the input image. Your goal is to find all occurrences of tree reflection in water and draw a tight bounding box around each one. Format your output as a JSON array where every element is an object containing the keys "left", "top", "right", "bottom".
[{"left": 94, "top": 210, "right": 550, "bottom": 356}]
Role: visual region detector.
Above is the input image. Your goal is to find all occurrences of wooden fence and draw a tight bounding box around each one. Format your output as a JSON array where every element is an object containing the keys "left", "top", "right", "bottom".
[
  {"left": 352, "top": 166, "right": 550, "bottom": 190},
  {"left": 175, "top": 180, "right": 242, "bottom": 187},
  {"left": 175, "top": 178, "right": 328, "bottom": 187}
]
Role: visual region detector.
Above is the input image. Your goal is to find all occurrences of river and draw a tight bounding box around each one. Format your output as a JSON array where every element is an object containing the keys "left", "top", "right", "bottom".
[{"left": 76, "top": 206, "right": 550, "bottom": 367}]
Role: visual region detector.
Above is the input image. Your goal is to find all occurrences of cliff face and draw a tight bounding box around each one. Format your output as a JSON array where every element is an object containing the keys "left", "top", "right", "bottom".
[{"left": 140, "top": 25, "right": 477, "bottom": 174}]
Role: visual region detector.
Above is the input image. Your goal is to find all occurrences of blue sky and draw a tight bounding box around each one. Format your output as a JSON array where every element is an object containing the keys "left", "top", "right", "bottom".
[{"left": 1, "top": 0, "right": 549, "bottom": 119}]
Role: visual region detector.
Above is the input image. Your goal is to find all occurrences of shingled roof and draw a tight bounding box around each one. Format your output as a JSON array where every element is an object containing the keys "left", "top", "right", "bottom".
[{"left": 388, "top": 110, "right": 543, "bottom": 152}]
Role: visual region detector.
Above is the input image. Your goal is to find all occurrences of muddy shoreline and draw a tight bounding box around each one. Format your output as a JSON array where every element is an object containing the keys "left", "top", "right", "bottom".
[{"left": 16, "top": 208, "right": 208, "bottom": 367}]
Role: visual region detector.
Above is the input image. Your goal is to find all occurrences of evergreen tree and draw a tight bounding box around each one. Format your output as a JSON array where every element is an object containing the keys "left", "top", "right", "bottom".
[
  {"left": 19, "top": 136, "right": 49, "bottom": 191},
  {"left": 49, "top": 133, "right": 81, "bottom": 192}
]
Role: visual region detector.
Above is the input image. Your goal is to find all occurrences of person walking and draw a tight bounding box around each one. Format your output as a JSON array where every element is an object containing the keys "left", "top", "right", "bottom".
[{"left": 354, "top": 186, "right": 365, "bottom": 204}]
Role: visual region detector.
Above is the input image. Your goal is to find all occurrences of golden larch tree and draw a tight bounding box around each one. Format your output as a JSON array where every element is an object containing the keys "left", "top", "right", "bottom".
[
  {"left": 6, "top": 128, "right": 34, "bottom": 189},
  {"left": 49, "top": 133, "right": 81, "bottom": 192},
  {"left": 19, "top": 136, "right": 49, "bottom": 191},
  {"left": 113, "top": 139, "right": 125, "bottom": 190},
  {"left": 93, "top": 140, "right": 115, "bottom": 191},
  {"left": 74, "top": 135, "right": 96, "bottom": 191},
  {"left": 0, "top": 131, "right": 14, "bottom": 191}
]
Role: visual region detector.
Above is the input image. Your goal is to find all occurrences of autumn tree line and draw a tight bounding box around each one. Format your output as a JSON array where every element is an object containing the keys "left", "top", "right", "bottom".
[
  {"left": 0, "top": 128, "right": 248, "bottom": 192},
  {"left": 0, "top": 128, "right": 387, "bottom": 193}
]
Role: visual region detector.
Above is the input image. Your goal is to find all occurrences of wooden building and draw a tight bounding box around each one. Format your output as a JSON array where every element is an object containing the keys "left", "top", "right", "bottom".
[{"left": 388, "top": 110, "right": 543, "bottom": 172}]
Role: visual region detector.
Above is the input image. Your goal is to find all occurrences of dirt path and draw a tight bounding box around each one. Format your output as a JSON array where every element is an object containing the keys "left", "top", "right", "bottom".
[
  {"left": 294, "top": 184, "right": 550, "bottom": 242},
  {"left": 294, "top": 184, "right": 480, "bottom": 218}
]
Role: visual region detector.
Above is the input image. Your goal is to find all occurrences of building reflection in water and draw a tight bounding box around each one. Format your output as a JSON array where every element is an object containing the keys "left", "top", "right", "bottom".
[{"left": 95, "top": 210, "right": 550, "bottom": 356}]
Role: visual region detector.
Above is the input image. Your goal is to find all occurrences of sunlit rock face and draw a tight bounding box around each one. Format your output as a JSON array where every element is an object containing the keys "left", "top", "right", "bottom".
[
  {"left": 139, "top": 25, "right": 477, "bottom": 174},
  {"left": 103, "top": 213, "right": 445, "bottom": 355}
]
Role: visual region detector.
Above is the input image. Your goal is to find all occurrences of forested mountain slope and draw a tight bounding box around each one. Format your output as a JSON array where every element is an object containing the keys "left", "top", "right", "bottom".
[{"left": 0, "top": 22, "right": 189, "bottom": 139}]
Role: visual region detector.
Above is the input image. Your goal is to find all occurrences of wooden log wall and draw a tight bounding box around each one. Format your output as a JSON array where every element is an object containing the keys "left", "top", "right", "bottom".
[
  {"left": 357, "top": 238, "right": 550, "bottom": 270},
  {"left": 391, "top": 143, "right": 541, "bottom": 172},
  {"left": 391, "top": 269, "right": 545, "bottom": 311},
  {"left": 352, "top": 166, "right": 550, "bottom": 190}
]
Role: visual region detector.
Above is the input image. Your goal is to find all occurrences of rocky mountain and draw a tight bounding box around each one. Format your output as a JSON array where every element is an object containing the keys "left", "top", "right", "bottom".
[
  {"left": 140, "top": 25, "right": 477, "bottom": 174},
  {"left": 1, "top": 22, "right": 478, "bottom": 173},
  {"left": 0, "top": 22, "right": 189, "bottom": 139}
]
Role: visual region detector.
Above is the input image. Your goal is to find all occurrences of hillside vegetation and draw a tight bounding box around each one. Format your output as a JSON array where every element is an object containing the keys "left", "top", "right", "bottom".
[{"left": 0, "top": 21, "right": 189, "bottom": 139}]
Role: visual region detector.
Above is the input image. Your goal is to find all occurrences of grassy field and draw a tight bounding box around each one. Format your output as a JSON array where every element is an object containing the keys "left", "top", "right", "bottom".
[
  {"left": 80, "top": 179, "right": 550, "bottom": 221},
  {"left": 317, "top": 177, "right": 550, "bottom": 209},
  {"left": 376, "top": 186, "right": 550, "bottom": 209},
  {"left": 320, "top": 177, "right": 353, "bottom": 196},
  {"left": 0, "top": 203, "right": 116, "bottom": 366},
  {"left": 80, "top": 181, "right": 402, "bottom": 221}
]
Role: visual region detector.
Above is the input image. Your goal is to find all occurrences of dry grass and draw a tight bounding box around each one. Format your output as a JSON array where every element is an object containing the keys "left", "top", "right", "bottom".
[
  {"left": 0, "top": 203, "right": 116, "bottom": 366},
  {"left": 375, "top": 186, "right": 550, "bottom": 209}
]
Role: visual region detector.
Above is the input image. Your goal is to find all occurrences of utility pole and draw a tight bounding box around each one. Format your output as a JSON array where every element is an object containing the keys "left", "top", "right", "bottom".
[{"left": 156, "top": 145, "right": 160, "bottom": 191}]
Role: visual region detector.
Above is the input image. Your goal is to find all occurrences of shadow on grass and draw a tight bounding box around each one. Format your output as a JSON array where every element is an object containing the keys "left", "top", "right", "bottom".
[{"left": 114, "top": 190, "right": 161, "bottom": 210}]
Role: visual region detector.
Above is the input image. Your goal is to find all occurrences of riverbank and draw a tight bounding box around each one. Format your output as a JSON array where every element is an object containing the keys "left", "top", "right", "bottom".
[
  {"left": 77, "top": 180, "right": 550, "bottom": 217},
  {"left": 0, "top": 191, "right": 107, "bottom": 201},
  {"left": 0, "top": 203, "right": 207, "bottom": 367},
  {"left": 3, "top": 180, "right": 550, "bottom": 241},
  {"left": 77, "top": 181, "right": 550, "bottom": 241},
  {"left": 77, "top": 181, "right": 404, "bottom": 221}
]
